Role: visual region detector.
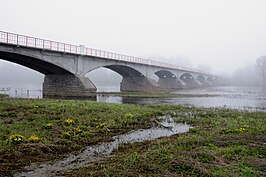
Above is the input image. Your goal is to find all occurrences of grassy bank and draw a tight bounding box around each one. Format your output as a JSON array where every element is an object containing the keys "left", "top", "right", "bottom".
[
  {"left": 98, "top": 92, "right": 217, "bottom": 98},
  {"left": 68, "top": 107, "right": 266, "bottom": 177},
  {"left": 0, "top": 94, "right": 8, "bottom": 99},
  {"left": 0, "top": 98, "right": 168, "bottom": 176}
]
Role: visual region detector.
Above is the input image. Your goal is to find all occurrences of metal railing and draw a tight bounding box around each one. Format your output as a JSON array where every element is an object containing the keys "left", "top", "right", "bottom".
[{"left": 0, "top": 31, "right": 210, "bottom": 75}]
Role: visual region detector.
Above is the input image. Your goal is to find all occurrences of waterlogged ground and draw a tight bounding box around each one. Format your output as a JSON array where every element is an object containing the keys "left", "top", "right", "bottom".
[
  {"left": 98, "top": 86, "right": 266, "bottom": 111},
  {"left": 66, "top": 108, "right": 266, "bottom": 177},
  {"left": 1, "top": 85, "right": 266, "bottom": 111},
  {"left": 0, "top": 96, "right": 265, "bottom": 176},
  {"left": 15, "top": 116, "right": 190, "bottom": 177}
]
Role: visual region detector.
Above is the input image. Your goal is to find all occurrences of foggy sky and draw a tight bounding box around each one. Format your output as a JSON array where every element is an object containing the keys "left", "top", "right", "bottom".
[{"left": 0, "top": 0, "right": 266, "bottom": 75}]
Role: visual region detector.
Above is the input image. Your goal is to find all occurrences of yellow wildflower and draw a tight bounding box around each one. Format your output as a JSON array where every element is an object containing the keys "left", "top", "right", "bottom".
[
  {"left": 9, "top": 134, "right": 24, "bottom": 144},
  {"left": 65, "top": 118, "right": 74, "bottom": 125},
  {"left": 28, "top": 135, "right": 40, "bottom": 142},
  {"left": 44, "top": 123, "right": 54, "bottom": 129},
  {"left": 75, "top": 128, "right": 82, "bottom": 134},
  {"left": 239, "top": 127, "right": 246, "bottom": 132}
]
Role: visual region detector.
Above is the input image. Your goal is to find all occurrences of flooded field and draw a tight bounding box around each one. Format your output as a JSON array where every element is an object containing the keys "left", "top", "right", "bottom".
[
  {"left": 1, "top": 87, "right": 265, "bottom": 176},
  {"left": 1, "top": 84, "right": 266, "bottom": 111},
  {"left": 14, "top": 116, "right": 190, "bottom": 177},
  {"left": 99, "top": 86, "right": 266, "bottom": 111}
]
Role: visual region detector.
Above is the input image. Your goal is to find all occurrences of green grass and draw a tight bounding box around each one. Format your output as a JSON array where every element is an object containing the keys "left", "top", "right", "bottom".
[
  {"left": 0, "top": 98, "right": 167, "bottom": 176},
  {"left": 0, "top": 94, "right": 8, "bottom": 99},
  {"left": 1, "top": 97, "right": 265, "bottom": 176},
  {"left": 68, "top": 107, "right": 266, "bottom": 177},
  {"left": 97, "top": 92, "right": 217, "bottom": 98}
]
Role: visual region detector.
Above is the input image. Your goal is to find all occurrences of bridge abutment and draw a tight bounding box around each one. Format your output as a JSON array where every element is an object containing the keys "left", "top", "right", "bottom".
[
  {"left": 43, "top": 74, "right": 96, "bottom": 98},
  {"left": 120, "top": 76, "right": 159, "bottom": 92}
]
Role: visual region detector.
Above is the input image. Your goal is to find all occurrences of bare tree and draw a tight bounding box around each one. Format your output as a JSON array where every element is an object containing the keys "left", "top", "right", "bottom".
[{"left": 256, "top": 56, "right": 266, "bottom": 90}]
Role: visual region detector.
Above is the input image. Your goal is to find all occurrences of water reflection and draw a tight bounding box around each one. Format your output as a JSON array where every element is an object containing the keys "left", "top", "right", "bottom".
[
  {"left": 97, "top": 87, "right": 266, "bottom": 111},
  {"left": 97, "top": 95, "right": 266, "bottom": 110}
]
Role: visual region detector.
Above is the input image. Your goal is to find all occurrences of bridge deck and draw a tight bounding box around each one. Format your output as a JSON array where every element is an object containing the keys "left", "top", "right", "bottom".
[{"left": 0, "top": 31, "right": 210, "bottom": 75}]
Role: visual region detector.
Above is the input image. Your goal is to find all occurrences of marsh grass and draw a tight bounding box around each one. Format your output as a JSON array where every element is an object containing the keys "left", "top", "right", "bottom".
[
  {"left": 68, "top": 108, "right": 266, "bottom": 177},
  {"left": 0, "top": 98, "right": 169, "bottom": 176}
]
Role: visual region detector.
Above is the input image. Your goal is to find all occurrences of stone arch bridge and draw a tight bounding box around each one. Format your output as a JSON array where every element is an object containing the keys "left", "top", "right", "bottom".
[{"left": 0, "top": 31, "right": 222, "bottom": 98}]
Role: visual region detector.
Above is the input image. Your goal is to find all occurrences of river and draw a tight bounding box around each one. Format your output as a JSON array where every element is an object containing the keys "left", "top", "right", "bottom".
[{"left": 1, "top": 84, "right": 266, "bottom": 111}]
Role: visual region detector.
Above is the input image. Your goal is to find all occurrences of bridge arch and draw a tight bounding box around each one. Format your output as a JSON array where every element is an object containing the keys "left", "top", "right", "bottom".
[
  {"left": 0, "top": 50, "right": 72, "bottom": 75},
  {"left": 207, "top": 76, "right": 214, "bottom": 84},
  {"left": 85, "top": 64, "right": 146, "bottom": 78},
  {"left": 197, "top": 75, "right": 205, "bottom": 81},
  {"left": 180, "top": 73, "right": 194, "bottom": 80},
  {"left": 197, "top": 74, "right": 211, "bottom": 86},
  {"left": 154, "top": 70, "right": 176, "bottom": 78},
  {"left": 151, "top": 70, "right": 184, "bottom": 90},
  {"left": 180, "top": 73, "right": 199, "bottom": 87},
  {"left": 86, "top": 64, "right": 154, "bottom": 92},
  {"left": 103, "top": 65, "right": 144, "bottom": 77}
]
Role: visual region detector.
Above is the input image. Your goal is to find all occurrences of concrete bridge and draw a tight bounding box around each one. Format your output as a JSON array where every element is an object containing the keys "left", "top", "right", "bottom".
[{"left": 0, "top": 31, "right": 222, "bottom": 98}]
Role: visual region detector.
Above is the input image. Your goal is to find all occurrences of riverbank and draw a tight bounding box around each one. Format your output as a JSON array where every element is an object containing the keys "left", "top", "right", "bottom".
[
  {"left": 98, "top": 92, "right": 218, "bottom": 98},
  {"left": 0, "top": 93, "right": 8, "bottom": 99},
  {"left": 0, "top": 97, "right": 265, "bottom": 176}
]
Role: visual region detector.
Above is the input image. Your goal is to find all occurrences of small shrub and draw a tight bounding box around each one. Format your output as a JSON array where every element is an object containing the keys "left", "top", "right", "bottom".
[
  {"left": 220, "top": 128, "right": 238, "bottom": 134},
  {"left": 190, "top": 127, "right": 200, "bottom": 134},
  {"left": 79, "top": 125, "right": 88, "bottom": 131},
  {"left": 124, "top": 113, "right": 134, "bottom": 119},
  {"left": 80, "top": 131, "right": 90, "bottom": 137},
  {"left": 90, "top": 117, "right": 98, "bottom": 122},
  {"left": 96, "top": 123, "right": 109, "bottom": 133}
]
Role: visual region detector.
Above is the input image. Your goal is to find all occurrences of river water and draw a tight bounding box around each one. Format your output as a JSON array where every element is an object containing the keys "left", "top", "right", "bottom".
[{"left": 1, "top": 84, "right": 266, "bottom": 111}]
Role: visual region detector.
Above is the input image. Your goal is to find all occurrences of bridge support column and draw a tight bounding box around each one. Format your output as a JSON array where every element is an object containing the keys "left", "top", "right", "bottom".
[
  {"left": 43, "top": 74, "right": 96, "bottom": 98},
  {"left": 180, "top": 78, "right": 201, "bottom": 88},
  {"left": 197, "top": 79, "right": 211, "bottom": 87},
  {"left": 158, "top": 78, "right": 184, "bottom": 90},
  {"left": 120, "top": 76, "right": 159, "bottom": 92}
]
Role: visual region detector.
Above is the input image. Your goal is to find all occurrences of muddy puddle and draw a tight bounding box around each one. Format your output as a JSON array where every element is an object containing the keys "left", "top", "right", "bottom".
[{"left": 14, "top": 116, "right": 191, "bottom": 177}]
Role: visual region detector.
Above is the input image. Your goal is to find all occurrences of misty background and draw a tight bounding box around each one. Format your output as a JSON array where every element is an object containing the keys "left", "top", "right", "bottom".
[{"left": 0, "top": 0, "right": 266, "bottom": 87}]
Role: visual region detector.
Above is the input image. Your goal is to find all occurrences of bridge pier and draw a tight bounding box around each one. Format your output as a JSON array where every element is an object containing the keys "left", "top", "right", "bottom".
[
  {"left": 120, "top": 76, "right": 159, "bottom": 92},
  {"left": 158, "top": 78, "right": 183, "bottom": 90},
  {"left": 197, "top": 79, "right": 212, "bottom": 87},
  {"left": 43, "top": 74, "right": 96, "bottom": 98}
]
